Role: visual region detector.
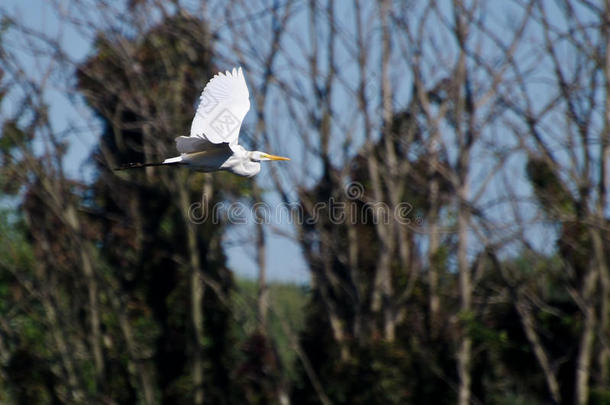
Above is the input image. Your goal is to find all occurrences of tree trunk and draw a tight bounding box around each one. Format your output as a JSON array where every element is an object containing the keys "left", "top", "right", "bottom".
[
  {"left": 457, "top": 190, "right": 472, "bottom": 405},
  {"left": 427, "top": 172, "right": 441, "bottom": 337},
  {"left": 254, "top": 187, "right": 269, "bottom": 330},
  {"left": 179, "top": 176, "right": 206, "bottom": 405},
  {"left": 574, "top": 265, "right": 598, "bottom": 405},
  {"left": 515, "top": 293, "right": 561, "bottom": 403}
]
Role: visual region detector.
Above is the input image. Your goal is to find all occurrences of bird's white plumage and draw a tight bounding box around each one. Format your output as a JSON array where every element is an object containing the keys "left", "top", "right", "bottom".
[
  {"left": 135, "top": 66, "right": 290, "bottom": 177},
  {"left": 175, "top": 67, "right": 250, "bottom": 153}
]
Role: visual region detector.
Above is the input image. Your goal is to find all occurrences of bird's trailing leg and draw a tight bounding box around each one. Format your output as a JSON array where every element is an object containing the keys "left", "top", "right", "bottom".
[{"left": 114, "top": 161, "right": 180, "bottom": 170}]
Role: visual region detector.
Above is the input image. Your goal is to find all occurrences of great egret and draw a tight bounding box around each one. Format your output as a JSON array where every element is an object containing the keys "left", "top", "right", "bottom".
[{"left": 116, "top": 67, "right": 289, "bottom": 177}]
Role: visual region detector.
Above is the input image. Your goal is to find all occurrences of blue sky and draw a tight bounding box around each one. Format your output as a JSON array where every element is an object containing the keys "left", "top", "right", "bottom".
[
  {"left": 2, "top": 0, "right": 310, "bottom": 283},
  {"left": 3, "top": 0, "right": 601, "bottom": 283}
]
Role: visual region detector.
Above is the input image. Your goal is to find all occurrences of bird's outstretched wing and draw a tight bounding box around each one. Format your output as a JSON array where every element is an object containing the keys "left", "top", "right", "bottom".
[{"left": 176, "top": 67, "right": 250, "bottom": 153}]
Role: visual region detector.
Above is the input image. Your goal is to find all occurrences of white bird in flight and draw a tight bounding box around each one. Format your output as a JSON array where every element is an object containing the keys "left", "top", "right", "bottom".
[{"left": 116, "top": 67, "right": 289, "bottom": 177}]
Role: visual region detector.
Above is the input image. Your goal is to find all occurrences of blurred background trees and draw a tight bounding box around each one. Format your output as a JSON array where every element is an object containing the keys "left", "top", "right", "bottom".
[{"left": 0, "top": 0, "right": 609, "bottom": 404}]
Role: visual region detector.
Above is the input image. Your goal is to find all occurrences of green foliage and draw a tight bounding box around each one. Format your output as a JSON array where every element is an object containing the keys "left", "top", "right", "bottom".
[
  {"left": 324, "top": 343, "right": 413, "bottom": 405},
  {"left": 526, "top": 156, "right": 575, "bottom": 217},
  {"left": 590, "top": 388, "right": 610, "bottom": 405},
  {"left": 0, "top": 121, "right": 29, "bottom": 195},
  {"left": 0, "top": 210, "right": 56, "bottom": 404},
  {"left": 233, "top": 278, "right": 308, "bottom": 377}
]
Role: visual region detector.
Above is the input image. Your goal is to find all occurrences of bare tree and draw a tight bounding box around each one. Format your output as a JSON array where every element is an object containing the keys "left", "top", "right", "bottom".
[{"left": 2, "top": 1, "right": 610, "bottom": 404}]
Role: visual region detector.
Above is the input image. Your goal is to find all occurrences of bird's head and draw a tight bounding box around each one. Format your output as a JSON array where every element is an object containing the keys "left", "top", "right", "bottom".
[{"left": 248, "top": 151, "right": 291, "bottom": 162}]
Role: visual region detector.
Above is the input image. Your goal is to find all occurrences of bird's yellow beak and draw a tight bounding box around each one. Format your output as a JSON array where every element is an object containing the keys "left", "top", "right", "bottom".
[{"left": 262, "top": 153, "right": 290, "bottom": 161}]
